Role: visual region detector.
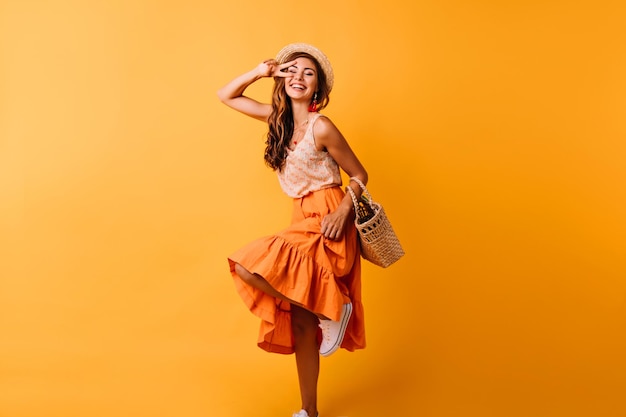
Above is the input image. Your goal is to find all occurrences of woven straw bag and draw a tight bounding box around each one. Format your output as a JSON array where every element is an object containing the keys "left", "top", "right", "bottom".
[{"left": 346, "top": 177, "right": 405, "bottom": 268}]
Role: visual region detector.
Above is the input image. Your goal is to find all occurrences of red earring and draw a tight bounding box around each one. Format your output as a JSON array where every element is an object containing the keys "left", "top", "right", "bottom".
[{"left": 308, "top": 92, "right": 318, "bottom": 112}]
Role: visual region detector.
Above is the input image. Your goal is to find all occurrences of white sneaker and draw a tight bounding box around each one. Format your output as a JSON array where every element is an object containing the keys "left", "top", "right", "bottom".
[
  {"left": 292, "top": 410, "right": 318, "bottom": 417},
  {"left": 318, "top": 302, "right": 353, "bottom": 357}
]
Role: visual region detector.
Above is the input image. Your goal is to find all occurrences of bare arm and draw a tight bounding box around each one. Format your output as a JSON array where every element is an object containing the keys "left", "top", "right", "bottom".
[
  {"left": 314, "top": 117, "right": 369, "bottom": 240},
  {"left": 216, "top": 59, "right": 296, "bottom": 122}
]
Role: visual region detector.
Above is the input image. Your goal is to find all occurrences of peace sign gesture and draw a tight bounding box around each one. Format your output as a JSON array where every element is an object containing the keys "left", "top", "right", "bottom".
[
  {"left": 257, "top": 59, "right": 297, "bottom": 78},
  {"left": 217, "top": 58, "right": 298, "bottom": 121}
]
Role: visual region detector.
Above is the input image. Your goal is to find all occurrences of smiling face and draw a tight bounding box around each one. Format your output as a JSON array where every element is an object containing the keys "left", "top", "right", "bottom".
[{"left": 284, "top": 56, "right": 319, "bottom": 102}]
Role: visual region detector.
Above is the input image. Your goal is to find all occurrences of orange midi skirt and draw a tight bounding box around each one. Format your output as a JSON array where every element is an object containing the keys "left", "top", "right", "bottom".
[{"left": 228, "top": 186, "right": 366, "bottom": 354}]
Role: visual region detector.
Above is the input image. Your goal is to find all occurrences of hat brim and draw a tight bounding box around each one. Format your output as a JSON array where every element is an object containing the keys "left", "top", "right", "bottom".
[{"left": 275, "top": 43, "right": 334, "bottom": 92}]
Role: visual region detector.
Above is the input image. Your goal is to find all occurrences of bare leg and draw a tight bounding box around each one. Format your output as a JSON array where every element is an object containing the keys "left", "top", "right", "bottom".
[
  {"left": 234, "top": 263, "right": 298, "bottom": 305},
  {"left": 235, "top": 262, "right": 322, "bottom": 416},
  {"left": 291, "top": 305, "right": 320, "bottom": 417},
  {"left": 234, "top": 263, "right": 330, "bottom": 319}
]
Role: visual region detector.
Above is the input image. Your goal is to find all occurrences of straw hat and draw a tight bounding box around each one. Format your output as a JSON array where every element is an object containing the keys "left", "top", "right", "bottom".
[{"left": 275, "top": 43, "right": 334, "bottom": 92}]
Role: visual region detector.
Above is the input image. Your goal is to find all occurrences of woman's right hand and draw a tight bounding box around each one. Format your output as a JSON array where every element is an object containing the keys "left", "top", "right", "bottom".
[{"left": 257, "top": 59, "right": 297, "bottom": 78}]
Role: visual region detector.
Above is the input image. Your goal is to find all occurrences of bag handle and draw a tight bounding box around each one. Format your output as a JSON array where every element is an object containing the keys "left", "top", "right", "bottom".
[
  {"left": 350, "top": 177, "right": 375, "bottom": 201},
  {"left": 346, "top": 183, "right": 360, "bottom": 211},
  {"left": 347, "top": 177, "right": 376, "bottom": 210}
]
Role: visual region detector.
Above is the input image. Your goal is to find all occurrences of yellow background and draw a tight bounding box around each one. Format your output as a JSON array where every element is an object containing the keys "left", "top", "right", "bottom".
[{"left": 1, "top": 1, "right": 625, "bottom": 416}]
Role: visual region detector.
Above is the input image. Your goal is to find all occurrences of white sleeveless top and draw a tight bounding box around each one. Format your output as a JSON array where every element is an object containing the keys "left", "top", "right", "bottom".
[{"left": 277, "top": 113, "right": 342, "bottom": 198}]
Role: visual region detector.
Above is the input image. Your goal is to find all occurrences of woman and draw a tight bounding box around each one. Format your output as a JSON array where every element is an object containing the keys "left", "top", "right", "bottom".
[{"left": 217, "top": 43, "right": 368, "bottom": 417}]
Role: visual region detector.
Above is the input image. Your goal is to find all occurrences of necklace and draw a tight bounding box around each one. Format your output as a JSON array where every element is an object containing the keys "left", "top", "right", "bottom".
[
  {"left": 291, "top": 118, "right": 309, "bottom": 147},
  {"left": 295, "top": 118, "right": 309, "bottom": 127}
]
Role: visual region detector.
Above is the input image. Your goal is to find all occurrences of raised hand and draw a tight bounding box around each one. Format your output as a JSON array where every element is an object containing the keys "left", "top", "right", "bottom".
[{"left": 257, "top": 59, "right": 297, "bottom": 78}]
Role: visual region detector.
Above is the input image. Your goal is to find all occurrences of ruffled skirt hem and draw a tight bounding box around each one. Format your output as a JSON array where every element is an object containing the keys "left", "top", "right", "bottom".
[{"left": 227, "top": 186, "right": 366, "bottom": 354}]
